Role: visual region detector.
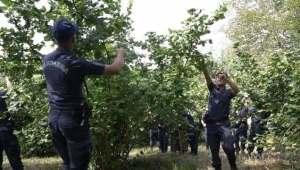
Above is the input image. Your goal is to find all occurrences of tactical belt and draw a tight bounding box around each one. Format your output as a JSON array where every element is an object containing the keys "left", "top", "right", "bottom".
[
  {"left": 50, "top": 109, "right": 83, "bottom": 118},
  {"left": 207, "top": 116, "right": 229, "bottom": 124}
]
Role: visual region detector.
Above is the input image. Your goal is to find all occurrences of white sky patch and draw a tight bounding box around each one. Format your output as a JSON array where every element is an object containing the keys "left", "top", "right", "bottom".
[{"left": 0, "top": 0, "right": 231, "bottom": 59}]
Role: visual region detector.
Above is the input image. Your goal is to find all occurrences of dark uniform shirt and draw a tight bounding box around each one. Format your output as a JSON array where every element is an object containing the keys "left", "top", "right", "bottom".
[
  {"left": 0, "top": 91, "right": 8, "bottom": 112},
  {"left": 233, "top": 120, "right": 248, "bottom": 133},
  {"left": 207, "top": 83, "right": 234, "bottom": 119},
  {"left": 234, "top": 106, "right": 249, "bottom": 132},
  {"left": 250, "top": 116, "right": 265, "bottom": 134},
  {"left": 237, "top": 106, "right": 248, "bottom": 117},
  {"left": 42, "top": 48, "right": 105, "bottom": 110}
]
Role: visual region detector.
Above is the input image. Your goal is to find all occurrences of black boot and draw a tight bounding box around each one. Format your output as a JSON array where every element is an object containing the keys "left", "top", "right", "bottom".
[
  {"left": 215, "top": 166, "right": 222, "bottom": 170},
  {"left": 230, "top": 162, "right": 238, "bottom": 170},
  {"left": 230, "top": 164, "right": 238, "bottom": 170}
]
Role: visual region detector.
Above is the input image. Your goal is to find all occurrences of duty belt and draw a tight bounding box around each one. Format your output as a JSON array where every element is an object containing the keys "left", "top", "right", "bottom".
[
  {"left": 207, "top": 116, "right": 229, "bottom": 123},
  {"left": 50, "top": 109, "right": 83, "bottom": 118}
]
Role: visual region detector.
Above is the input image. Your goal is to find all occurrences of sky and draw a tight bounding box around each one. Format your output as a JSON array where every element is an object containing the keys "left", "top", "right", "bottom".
[
  {"left": 127, "top": 0, "right": 230, "bottom": 57},
  {"left": 0, "top": 0, "right": 231, "bottom": 57}
]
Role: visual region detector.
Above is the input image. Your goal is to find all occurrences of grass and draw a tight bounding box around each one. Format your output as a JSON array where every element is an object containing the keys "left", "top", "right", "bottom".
[
  {"left": 2, "top": 156, "right": 61, "bottom": 170},
  {"left": 129, "top": 145, "right": 291, "bottom": 170},
  {"left": 1, "top": 144, "right": 293, "bottom": 170}
]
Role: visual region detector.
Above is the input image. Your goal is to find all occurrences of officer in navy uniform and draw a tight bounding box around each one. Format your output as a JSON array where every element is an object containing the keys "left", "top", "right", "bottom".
[
  {"left": 247, "top": 108, "right": 266, "bottom": 159},
  {"left": 232, "top": 108, "right": 248, "bottom": 154},
  {"left": 157, "top": 121, "right": 168, "bottom": 153},
  {"left": 43, "top": 19, "right": 126, "bottom": 170},
  {"left": 0, "top": 77, "right": 24, "bottom": 170},
  {"left": 201, "top": 107, "right": 209, "bottom": 150},
  {"left": 183, "top": 111, "right": 198, "bottom": 155},
  {"left": 232, "top": 93, "right": 250, "bottom": 154},
  {"left": 201, "top": 67, "right": 240, "bottom": 170}
]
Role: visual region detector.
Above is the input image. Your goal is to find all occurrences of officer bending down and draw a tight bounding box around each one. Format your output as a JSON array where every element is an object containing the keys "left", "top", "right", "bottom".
[
  {"left": 0, "top": 77, "right": 24, "bottom": 170},
  {"left": 201, "top": 67, "right": 240, "bottom": 170},
  {"left": 43, "top": 19, "right": 126, "bottom": 170}
]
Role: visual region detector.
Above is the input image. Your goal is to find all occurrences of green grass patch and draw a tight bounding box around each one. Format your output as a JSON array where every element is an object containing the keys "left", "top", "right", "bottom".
[
  {"left": 129, "top": 145, "right": 291, "bottom": 170},
  {"left": 1, "top": 145, "right": 293, "bottom": 170}
]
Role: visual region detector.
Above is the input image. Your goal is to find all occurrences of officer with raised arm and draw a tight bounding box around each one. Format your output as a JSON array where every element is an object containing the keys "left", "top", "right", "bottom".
[
  {"left": 43, "top": 19, "right": 126, "bottom": 170},
  {"left": 201, "top": 67, "right": 240, "bottom": 170}
]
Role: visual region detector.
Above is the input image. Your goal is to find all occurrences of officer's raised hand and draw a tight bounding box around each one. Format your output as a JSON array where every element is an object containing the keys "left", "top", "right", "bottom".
[
  {"left": 217, "top": 73, "right": 227, "bottom": 80},
  {"left": 117, "top": 48, "right": 127, "bottom": 57},
  {"left": 102, "top": 48, "right": 127, "bottom": 75}
]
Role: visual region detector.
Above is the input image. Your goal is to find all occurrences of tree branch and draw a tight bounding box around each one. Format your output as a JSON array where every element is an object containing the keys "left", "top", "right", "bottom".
[{"left": 12, "top": 18, "right": 42, "bottom": 63}]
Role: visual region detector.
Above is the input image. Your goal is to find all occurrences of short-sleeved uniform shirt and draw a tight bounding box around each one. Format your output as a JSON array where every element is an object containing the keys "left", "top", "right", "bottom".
[
  {"left": 42, "top": 48, "right": 105, "bottom": 110},
  {"left": 207, "top": 83, "right": 235, "bottom": 119}
]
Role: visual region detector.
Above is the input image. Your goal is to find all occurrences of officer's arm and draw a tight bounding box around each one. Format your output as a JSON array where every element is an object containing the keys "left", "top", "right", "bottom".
[
  {"left": 5, "top": 77, "right": 12, "bottom": 89},
  {"left": 202, "top": 67, "right": 212, "bottom": 87},
  {"left": 102, "top": 48, "right": 126, "bottom": 75},
  {"left": 225, "top": 77, "right": 240, "bottom": 96}
]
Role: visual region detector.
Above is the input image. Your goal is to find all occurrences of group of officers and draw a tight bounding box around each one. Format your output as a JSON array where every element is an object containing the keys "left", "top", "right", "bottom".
[
  {"left": 149, "top": 111, "right": 199, "bottom": 155},
  {"left": 149, "top": 68, "right": 267, "bottom": 170},
  {"left": 149, "top": 94, "right": 266, "bottom": 158},
  {"left": 0, "top": 18, "right": 268, "bottom": 170},
  {"left": 232, "top": 94, "right": 266, "bottom": 158}
]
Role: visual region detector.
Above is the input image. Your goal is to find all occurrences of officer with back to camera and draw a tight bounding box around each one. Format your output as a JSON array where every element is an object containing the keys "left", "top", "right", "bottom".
[{"left": 42, "top": 19, "right": 126, "bottom": 170}]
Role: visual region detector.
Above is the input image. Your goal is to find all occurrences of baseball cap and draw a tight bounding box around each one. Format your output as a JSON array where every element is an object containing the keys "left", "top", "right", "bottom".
[
  {"left": 216, "top": 72, "right": 228, "bottom": 78},
  {"left": 52, "top": 19, "right": 79, "bottom": 42}
]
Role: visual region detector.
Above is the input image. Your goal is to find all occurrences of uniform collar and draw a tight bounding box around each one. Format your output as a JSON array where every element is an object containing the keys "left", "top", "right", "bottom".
[{"left": 56, "top": 47, "right": 73, "bottom": 54}]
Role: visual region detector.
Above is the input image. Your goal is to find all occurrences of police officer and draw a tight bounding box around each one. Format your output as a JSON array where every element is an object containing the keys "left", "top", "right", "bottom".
[
  {"left": 171, "top": 113, "right": 188, "bottom": 154},
  {"left": 149, "top": 117, "right": 168, "bottom": 153},
  {"left": 149, "top": 118, "right": 159, "bottom": 151},
  {"left": 232, "top": 94, "right": 249, "bottom": 154},
  {"left": 43, "top": 19, "right": 126, "bottom": 170},
  {"left": 201, "top": 107, "right": 209, "bottom": 150},
  {"left": 0, "top": 77, "right": 24, "bottom": 170},
  {"left": 247, "top": 110, "right": 266, "bottom": 159},
  {"left": 157, "top": 121, "right": 168, "bottom": 153},
  {"left": 232, "top": 109, "right": 248, "bottom": 154},
  {"left": 183, "top": 111, "right": 198, "bottom": 155},
  {"left": 201, "top": 67, "right": 240, "bottom": 170}
]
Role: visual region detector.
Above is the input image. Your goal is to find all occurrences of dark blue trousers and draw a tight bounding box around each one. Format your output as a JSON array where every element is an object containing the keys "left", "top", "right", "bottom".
[
  {"left": 48, "top": 109, "right": 92, "bottom": 170},
  {"left": 233, "top": 128, "right": 247, "bottom": 152},
  {"left": 206, "top": 121, "right": 236, "bottom": 169},
  {"left": 204, "top": 128, "right": 209, "bottom": 149},
  {"left": 189, "top": 129, "right": 198, "bottom": 154},
  {"left": 247, "top": 127, "right": 264, "bottom": 154},
  {"left": 0, "top": 131, "right": 23, "bottom": 170},
  {"left": 149, "top": 129, "right": 168, "bottom": 152}
]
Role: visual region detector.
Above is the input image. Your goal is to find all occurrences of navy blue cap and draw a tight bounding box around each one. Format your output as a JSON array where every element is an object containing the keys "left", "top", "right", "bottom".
[{"left": 52, "top": 19, "right": 79, "bottom": 42}]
